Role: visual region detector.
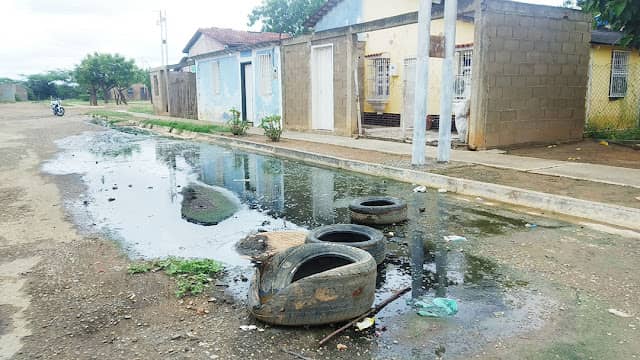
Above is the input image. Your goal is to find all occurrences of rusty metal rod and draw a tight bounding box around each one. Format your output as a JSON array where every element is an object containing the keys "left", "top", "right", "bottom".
[{"left": 318, "top": 286, "right": 411, "bottom": 347}]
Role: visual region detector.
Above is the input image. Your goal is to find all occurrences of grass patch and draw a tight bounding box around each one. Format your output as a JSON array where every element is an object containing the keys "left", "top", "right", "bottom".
[
  {"left": 584, "top": 124, "right": 640, "bottom": 141},
  {"left": 142, "top": 119, "right": 229, "bottom": 134},
  {"left": 128, "top": 257, "right": 224, "bottom": 298},
  {"left": 127, "top": 104, "right": 154, "bottom": 115},
  {"left": 88, "top": 110, "right": 134, "bottom": 124}
]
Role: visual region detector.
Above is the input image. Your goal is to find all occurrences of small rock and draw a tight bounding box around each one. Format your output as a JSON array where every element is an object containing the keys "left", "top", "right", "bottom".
[
  {"left": 123, "top": 315, "right": 132, "bottom": 320},
  {"left": 385, "top": 232, "right": 394, "bottom": 238},
  {"left": 108, "top": 198, "right": 116, "bottom": 202},
  {"left": 413, "top": 186, "right": 427, "bottom": 193},
  {"left": 336, "top": 344, "right": 348, "bottom": 351},
  {"left": 171, "top": 334, "right": 183, "bottom": 341}
]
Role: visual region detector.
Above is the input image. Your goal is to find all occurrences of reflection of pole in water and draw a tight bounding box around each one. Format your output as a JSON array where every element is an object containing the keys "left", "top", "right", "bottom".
[
  {"left": 434, "top": 192, "right": 448, "bottom": 298},
  {"left": 410, "top": 191, "right": 426, "bottom": 299}
]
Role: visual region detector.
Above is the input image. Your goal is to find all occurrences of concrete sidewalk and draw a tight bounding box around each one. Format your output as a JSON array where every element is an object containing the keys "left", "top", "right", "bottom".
[
  {"left": 121, "top": 110, "right": 640, "bottom": 189},
  {"left": 247, "top": 128, "right": 640, "bottom": 189}
]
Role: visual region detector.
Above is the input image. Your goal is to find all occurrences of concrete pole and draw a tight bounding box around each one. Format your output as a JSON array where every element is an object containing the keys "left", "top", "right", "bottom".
[
  {"left": 411, "top": 0, "right": 433, "bottom": 166},
  {"left": 437, "top": 0, "right": 458, "bottom": 163}
]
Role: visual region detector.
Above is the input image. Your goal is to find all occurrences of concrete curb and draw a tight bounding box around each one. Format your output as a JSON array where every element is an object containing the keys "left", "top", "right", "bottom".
[{"left": 139, "top": 123, "right": 640, "bottom": 231}]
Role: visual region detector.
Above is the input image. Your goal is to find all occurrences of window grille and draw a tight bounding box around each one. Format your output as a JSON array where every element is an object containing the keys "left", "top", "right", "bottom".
[
  {"left": 367, "top": 57, "right": 391, "bottom": 100},
  {"left": 454, "top": 48, "right": 473, "bottom": 100},
  {"left": 258, "top": 54, "right": 273, "bottom": 96},
  {"left": 153, "top": 75, "right": 159, "bottom": 96},
  {"left": 610, "top": 50, "right": 630, "bottom": 98},
  {"left": 212, "top": 61, "right": 221, "bottom": 95}
]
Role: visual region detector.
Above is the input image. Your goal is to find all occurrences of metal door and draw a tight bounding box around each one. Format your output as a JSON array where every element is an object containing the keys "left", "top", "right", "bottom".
[{"left": 311, "top": 45, "right": 334, "bottom": 131}]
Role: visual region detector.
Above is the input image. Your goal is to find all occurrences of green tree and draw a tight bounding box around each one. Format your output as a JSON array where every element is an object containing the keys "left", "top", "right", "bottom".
[
  {"left": 22, "top": 71, "right": 78, "bottom": 101},
  {"left": 248, "top": 0, "right": 325, "bottom": 35},
  {"left": 579, "top": 0, "right": 640, "bottom": 47},
  {"left": 75, "top": 53, "right": 142, "bottom": 106}
]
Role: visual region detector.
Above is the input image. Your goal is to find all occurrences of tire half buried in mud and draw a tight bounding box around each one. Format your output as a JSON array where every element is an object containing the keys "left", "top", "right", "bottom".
[
  {"left": 181, "top": 184, "right": 238, "bottom": 226},
  {"left": 349, "top": 196, "right": 408, "bottom": 225},
  {"left": 249, "top": 244, "right": 376, "bottom": 326},
  {"left": 306, "top": 224, "right": 386, "bottom": 264}
]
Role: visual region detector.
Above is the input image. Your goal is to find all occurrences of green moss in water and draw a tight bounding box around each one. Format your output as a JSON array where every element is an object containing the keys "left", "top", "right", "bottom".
[{"left": 181, "top": 185, "right": 238, "bottom": 226}]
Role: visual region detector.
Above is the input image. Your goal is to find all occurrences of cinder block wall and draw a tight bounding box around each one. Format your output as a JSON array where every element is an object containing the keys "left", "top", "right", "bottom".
[
  {"left": 469, "top": 0, "right": 591, "bottom": 148},
  {"left": 282, "top": 34, "right": 362, "bottom": 136},
  {"left": 282, "top": 40, "right": 311, "bottom": 131},
  {"left": 0, "top": 84, "right": 16, "bottom": 102}
]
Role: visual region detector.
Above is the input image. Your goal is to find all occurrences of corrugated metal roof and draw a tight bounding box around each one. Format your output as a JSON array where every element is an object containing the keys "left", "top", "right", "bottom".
[
  {"left": 182, "top": 27, "right": 287, "bottom": 54},
  {"left": 590, "top": 29, "right": 625, "bottom": 46}
]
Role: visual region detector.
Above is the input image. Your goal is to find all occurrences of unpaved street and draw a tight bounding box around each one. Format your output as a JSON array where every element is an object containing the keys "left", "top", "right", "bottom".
[{"left": 1, "top": 103, "right": 639, "bottom": 360}]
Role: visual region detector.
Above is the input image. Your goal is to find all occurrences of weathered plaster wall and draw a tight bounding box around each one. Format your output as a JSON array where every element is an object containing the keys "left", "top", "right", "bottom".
[
  {"left": 0, "top": 84, "right": 16, "bottom": 102},
  {"left": 315, "top": 0, "right": 363, "bottom": 31},
  {"left": 197, "top": 54, "right": 241, "bottom": 122}
]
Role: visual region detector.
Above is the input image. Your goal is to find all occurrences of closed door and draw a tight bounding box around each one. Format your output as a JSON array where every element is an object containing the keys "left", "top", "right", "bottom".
[
  {"left": 311, "top": 45, "right": 334, "bottom": 131},
  {"left": 402, "top": 58, "right": 417, "bottom": 131},
  {"left": 242, "top": 63, "right": 255, "bottom": 123}
]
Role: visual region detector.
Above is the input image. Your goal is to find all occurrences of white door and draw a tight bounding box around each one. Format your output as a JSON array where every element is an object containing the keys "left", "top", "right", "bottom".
[
  {"left": 244, "top": 64, "right": 255, "bottom": 123},
  {"left": 311, "top": 45, "right": 334, "bottom": 131},
  {"left": 402, "top": 58, "right": 417, "bottom": 133}
]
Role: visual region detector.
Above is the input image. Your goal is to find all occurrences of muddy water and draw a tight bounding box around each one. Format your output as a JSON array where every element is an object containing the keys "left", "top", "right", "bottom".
[{"left": 44, "top": 128, "right": 567, "bottom": 358}]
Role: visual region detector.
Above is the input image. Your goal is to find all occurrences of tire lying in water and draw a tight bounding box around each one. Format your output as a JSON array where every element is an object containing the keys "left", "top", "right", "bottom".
[
  {"left": 249, "top": 243, "right": 377, "bottom": 326},
  {"left": 305, "top": 224, "right": 386, "bottom": 265},
  {"left": 349, "top": 196, "right": 408, "bottom": 225}
]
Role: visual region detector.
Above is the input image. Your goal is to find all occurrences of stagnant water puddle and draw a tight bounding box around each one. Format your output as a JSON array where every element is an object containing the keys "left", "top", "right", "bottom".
[{"left": 44, "top": 128, "right": 567, "bottom": 358}]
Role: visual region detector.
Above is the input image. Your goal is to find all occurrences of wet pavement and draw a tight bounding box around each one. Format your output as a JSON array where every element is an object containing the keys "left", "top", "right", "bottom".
[{"left": 43, "top": 127, "right": 571, "bottom": 358}]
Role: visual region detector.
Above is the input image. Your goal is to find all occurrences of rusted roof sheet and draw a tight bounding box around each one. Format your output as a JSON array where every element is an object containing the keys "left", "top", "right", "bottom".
[{"left": 182, "top": 27, "right": 288, "bottom": 54}]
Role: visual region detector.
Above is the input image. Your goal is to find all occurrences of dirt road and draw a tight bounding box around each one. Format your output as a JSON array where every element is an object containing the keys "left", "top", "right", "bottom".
[{"left": 1, "top": 103, "right": 639, "bottom": 360}]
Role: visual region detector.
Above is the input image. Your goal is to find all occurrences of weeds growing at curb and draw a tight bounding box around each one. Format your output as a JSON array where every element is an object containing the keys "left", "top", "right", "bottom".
[
  {"left": 88, "top": 110, "right": 134, "bottom": 124},
  {"left": 128, "top": 258, "right": 224, "bottom": 298},
  {"left": 142, "top": 119, "right": 229, "bottom": 134}
]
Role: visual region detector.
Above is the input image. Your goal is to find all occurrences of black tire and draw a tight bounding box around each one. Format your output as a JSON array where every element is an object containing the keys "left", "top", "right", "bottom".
[
  {"left": 249, "top": 243, "right": 376, "bottom": 326},
  {"left": 305, "top": 224, "right": 386, "bottom": 265},
  {"left": 56, "top": 107, "right": 65, "bottom": 116},
  {"left": 349, "top": 196, "right": 408, "bottom": 225}
]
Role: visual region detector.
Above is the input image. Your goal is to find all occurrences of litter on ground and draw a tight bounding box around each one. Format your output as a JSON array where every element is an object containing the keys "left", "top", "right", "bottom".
[
  {"left": 355, "top": 317, "right": 375, "bottom": 331},
  {"left": 411, "top": 297, "right": 458, "bottom": 317},
  {"left": 413, "top": 186, "right": 427, "bottom": 193},
  {"left": 443, "top": 235, "right": 467, "bottom": 242}
]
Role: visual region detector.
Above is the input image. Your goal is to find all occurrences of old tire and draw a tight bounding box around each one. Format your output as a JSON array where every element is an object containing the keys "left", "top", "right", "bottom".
[
  {"left": 349, "top": 196, "right": 408, "bottom": 225},
  {"left": 305, "top": 224, "right": 385, "bottom": 265},
  {"left": 249, "top": 243, "right": 376, "bottom": 326}
]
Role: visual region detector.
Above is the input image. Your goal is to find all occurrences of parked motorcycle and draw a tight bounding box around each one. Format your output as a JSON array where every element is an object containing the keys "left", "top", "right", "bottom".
[{"left": 50, "top": 99, "right": 65, "bottom": 116}]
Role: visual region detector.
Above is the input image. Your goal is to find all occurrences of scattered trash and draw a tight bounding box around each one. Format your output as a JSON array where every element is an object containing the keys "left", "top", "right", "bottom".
[
  {"left": 608, "top": 309, "right": 632, "bottom": 318},
  {"left": 438, "top": 188, "right": 448, "bottom": 193},
  {"left": 547, "top": 145, "right": 557, "bottom": 148},
  {"left": 239, "top": 325, "right": 258, "bottom": 331},
  {"left": 385, "top": 232, "right": 394, "bottom": 238},
  {"left": 413, "top": 186, "right": 427, "bottom": 193},
  {"left": 412, "top": 297, "right": 458, "bottom": 317},
  {"left": 525, "top": 223, "right": 538, "bottom": 229},
  {"left": 108, "top": 197, "right": 116, "bottom": 202},
  {"left": 355, "top": 317, "right": 375, "bottom": 331},
  {"left": 599, "top": 140, "right": 609, "bottom": 146},
  {"left": 493, "top": 311, "right": 505, "bottom": 318},
  {"left": 336, "top": 344, "right": 348, "bottom": 351},
  {"left": 576, "top": 148, "right": 581, "bottom": 151},
  {"left": 443, "top": 235, "right": 467, "bottom": 242}
]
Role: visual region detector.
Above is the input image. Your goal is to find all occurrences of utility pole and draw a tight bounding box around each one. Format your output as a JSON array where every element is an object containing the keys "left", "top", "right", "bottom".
[
  {"left": 158, "top": 10, "right": 168, "bottom": 67},
  {"left": 437, "top": 0, "right": 457, "bottom": 163},
  {"left": 411, "top": 0, "right": 433, "bottom": 166}
]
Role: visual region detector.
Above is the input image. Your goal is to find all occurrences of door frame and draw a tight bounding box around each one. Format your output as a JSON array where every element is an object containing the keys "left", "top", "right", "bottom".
[
  {"left": 311, "top": 44, "right": 334, "bottom": 131},
  {"left": 240, "top": 61, "right": 252, "bottom": 122}
]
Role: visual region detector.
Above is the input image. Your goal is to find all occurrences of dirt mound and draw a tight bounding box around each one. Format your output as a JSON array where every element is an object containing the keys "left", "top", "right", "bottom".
[{"left": 181, "top": 184, "right": 238, "bottom": 226}]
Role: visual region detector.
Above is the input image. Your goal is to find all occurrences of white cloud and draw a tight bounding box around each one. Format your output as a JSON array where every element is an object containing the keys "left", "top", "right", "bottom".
[{"left": 0, "top": 0, "right": 567, "bottom": 79}]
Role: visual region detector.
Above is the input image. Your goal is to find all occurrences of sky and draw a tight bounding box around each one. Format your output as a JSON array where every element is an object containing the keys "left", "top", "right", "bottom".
[{"left": 0, "top": 0, "right": 565, "bottom": 79}]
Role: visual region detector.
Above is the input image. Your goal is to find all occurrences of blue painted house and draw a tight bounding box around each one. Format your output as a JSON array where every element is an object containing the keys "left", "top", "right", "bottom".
[{"left": 183, "top": 27, "right": 286, "bottom": 124}]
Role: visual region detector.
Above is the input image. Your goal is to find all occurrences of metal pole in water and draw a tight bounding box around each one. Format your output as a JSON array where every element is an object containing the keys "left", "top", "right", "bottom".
[
  {"left": 411, "top": 0, "right": 433, "bottom": 166},
  {"left": 437, "top": 0, "right": 458, "bottom": 163}
]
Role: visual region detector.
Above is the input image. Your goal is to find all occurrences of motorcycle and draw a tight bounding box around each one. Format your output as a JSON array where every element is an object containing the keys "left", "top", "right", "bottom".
[{"left": 50, "top": 99, "right": 65, "bottom": 116}]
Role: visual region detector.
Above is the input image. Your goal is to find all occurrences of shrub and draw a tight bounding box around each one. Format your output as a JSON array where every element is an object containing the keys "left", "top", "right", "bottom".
[
  {"left": 227, "top": 108, "right": 249, "bottom": 136},
  {"left": 260, "top": 115, "right": 283, "bottom": 142}
]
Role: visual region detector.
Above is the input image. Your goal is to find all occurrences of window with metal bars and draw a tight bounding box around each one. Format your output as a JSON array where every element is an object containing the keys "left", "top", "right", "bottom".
[
  {"left": 367, "top": 57, "right": 391, "bottom": 100},
  {"left": 454, "top": 48, "right": 473, "bottom": 100},
  {"left": 610, "top": 50, "right": 630, "bottom": 98},
  {"left": 258, "top": 54, "right": 273, "bottom": 96}
]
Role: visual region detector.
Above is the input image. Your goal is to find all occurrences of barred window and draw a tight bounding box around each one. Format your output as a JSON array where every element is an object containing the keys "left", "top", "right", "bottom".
[
  {"left": 258, "top": 54, "right": 273, "bottom": 96},
  {"left": 610, "top": 50, "right": 630, "bottom": 98},
  {"left": 212, "top": 61, "right": 221, "bottom": 95},
  {"left": 367, "top": 57, "right": 391, "bottom": 99},
  {"left": 454, "top": 48, "right": 473, "bottom": 100}
]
